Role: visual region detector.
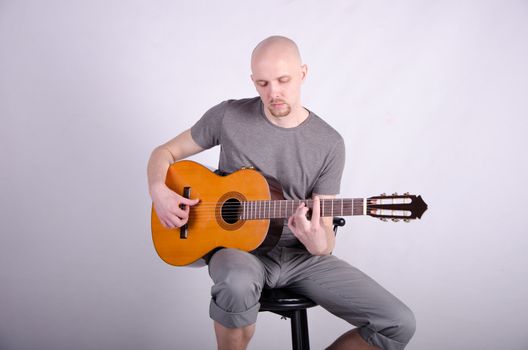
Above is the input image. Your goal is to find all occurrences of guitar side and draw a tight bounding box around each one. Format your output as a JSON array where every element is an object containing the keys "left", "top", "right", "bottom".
[{"left": 151, "top": 160, "right": 280, "bottom": 266}]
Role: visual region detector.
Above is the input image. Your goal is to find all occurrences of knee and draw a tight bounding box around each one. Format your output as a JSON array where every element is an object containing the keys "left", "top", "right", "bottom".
[
  {"left": 222, "top": 271, "right": 260, "bottom": 301},
  {"left": 211, "top": 267, "right": 262, "bottom": 312},
  {"left": 209, "top": 249, "right": 264, "bottom": 312}
]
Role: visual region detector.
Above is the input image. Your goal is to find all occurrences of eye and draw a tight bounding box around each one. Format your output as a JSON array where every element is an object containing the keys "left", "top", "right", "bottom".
[
  {"left": 256, "top": 81, "right": 268, "bottom": 87},
  {"left": 279, "top": 76, "right": 291, "bottom": 84}
]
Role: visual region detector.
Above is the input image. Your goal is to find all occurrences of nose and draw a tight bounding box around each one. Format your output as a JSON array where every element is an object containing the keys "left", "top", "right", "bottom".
[{"left": 268, "top": 81, "right": 281, "bottom": 99}]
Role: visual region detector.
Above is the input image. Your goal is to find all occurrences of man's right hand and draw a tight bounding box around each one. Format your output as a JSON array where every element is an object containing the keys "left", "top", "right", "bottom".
[{"left": 151, "top": 184, "right": 200, "bottom": 229}]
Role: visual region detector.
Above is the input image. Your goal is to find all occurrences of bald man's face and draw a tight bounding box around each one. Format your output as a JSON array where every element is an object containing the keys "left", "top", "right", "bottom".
[{"left": 251, "top": 50, "right": 307, "bottom": 119}]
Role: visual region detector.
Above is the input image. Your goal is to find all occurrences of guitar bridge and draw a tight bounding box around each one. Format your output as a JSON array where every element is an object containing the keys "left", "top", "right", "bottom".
[{"left": 180, "top": 186, "right": 191, "bottom": 239}]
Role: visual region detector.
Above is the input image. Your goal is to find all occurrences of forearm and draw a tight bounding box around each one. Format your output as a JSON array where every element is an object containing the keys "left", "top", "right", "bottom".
[
  {"left": 147, "top": 129, "right": 204, "bottom": 199},
  {"left": 147, "top": 146, "right": 174, "bottom": 198}
]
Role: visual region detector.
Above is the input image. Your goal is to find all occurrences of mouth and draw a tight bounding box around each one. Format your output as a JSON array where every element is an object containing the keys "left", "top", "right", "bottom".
[{"left": 270, "top": 100, "right": 287, "bottom": 107}]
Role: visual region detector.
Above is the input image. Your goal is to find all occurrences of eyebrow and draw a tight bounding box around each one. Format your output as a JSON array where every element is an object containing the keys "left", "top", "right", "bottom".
[{"left": 255, "top": 75, "right": 291, "bottom": 84}]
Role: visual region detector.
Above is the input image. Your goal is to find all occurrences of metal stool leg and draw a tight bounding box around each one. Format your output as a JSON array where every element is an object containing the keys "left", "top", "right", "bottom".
[{"left": 290, "top": 309, "right": 310, "bottom": 350}]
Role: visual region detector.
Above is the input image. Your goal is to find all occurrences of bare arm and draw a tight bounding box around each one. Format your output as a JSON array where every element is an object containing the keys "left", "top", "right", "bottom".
[
  {"left": 147, "top": 129, "right": 204, "bottom": 228},
  {"left": 287, "top": 194, "right": 336, "bottom": 255}
]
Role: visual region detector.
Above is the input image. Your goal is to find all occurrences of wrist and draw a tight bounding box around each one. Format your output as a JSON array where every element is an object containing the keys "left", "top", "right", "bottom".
[{"left": 149, "top": 182, "right": 167, "bottom": 200}]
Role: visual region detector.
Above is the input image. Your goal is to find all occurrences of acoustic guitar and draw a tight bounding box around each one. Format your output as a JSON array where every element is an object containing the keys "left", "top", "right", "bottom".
[{"left": 151, "top": 160, "right": 428, "bottom": 266}]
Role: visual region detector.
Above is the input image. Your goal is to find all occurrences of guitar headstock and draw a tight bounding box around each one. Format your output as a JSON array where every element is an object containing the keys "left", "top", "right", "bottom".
[{"left": 367, "top": 193, "right": 428, "bottom": 222}]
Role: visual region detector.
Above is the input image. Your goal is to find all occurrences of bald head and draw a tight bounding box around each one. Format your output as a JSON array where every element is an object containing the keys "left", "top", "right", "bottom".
[
  {"left": 251, "top": 36, "right": 302, "bottom": 72},
  {"left": 250, "top": 36, "right": 308, "bottom": 124}
]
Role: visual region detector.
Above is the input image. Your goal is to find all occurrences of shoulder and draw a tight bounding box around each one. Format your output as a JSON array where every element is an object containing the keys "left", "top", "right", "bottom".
[
  {"left": 199, "top": 97, "right": 260, "bottom": 120},
  {"left": 306, "top": 111, "right": 344, "bottom": 148},
  {"left": 223, "top": 97, "right": 261, "bottom": 113}
]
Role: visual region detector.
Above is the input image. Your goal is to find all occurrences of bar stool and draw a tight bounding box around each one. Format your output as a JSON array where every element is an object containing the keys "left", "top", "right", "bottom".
[{"left": 258, "top": 217, "right": 346, "bottom": 350}]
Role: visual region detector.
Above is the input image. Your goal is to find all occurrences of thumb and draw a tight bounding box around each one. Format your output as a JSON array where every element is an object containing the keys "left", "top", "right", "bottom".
[{"left": 181, "top": 197, "right": 200, "bottom": 206}]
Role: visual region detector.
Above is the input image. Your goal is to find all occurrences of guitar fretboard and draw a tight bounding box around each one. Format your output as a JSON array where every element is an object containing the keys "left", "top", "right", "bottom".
[{"left": 241, "top": 198, "right": 365, "bottom": 220}]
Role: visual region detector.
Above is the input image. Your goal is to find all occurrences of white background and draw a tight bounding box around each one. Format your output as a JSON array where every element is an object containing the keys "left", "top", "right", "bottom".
[{"left": 1, "top": 1, "right": 527, "bottom": 349}]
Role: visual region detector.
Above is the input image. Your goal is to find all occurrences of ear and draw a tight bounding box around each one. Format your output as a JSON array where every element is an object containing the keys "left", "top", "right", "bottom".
[{"left": 300, "top": 64, "right": 308, "bottom": 82}]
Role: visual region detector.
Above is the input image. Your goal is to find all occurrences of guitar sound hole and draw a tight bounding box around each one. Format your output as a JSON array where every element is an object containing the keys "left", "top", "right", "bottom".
[{"left": 222, "top": 198, "right": 242, "bottom": 224}]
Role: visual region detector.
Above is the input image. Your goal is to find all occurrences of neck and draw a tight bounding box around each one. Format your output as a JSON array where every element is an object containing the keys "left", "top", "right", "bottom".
[
  {"left": 264, "top": 106, "right": 309, "bottom": 128},
  {"left": 241, "top": 198, "right": 366, "bottom": 220}
]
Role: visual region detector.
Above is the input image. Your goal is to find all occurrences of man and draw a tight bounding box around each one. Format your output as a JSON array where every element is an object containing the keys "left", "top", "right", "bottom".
[{"left": 147, "top": 36, "right": 415, "bottom": 350}]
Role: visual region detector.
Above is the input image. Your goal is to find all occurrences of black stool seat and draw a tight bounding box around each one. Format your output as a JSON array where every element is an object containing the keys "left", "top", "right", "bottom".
[{"left": 260, "top": 288, "right": 317, "bottom": 312}]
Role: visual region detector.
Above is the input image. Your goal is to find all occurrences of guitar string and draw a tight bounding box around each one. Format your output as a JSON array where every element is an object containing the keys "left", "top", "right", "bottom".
[{"left": 181, "top": 205, "right": 402, "bottom": 216}]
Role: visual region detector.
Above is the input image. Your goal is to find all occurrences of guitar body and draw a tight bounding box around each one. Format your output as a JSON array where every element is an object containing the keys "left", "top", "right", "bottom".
[{"left": 151, "top": 160, "right": 284, "bottom": 266}]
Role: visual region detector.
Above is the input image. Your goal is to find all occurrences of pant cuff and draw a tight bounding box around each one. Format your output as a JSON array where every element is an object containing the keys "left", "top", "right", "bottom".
[
  {"left": 209, "top": 299, "right": 260, "bottom": 329},
  {"left": 359, "top": 326, "right": 408, "bottom": 350}
]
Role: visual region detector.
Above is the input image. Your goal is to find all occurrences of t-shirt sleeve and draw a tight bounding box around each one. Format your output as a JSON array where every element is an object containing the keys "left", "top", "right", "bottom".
[
  {"left": 190, "top": 101, "right": 227, "bottom": 149},
  {"left": 312, "top": 136, "right": 346, "bottom": 195}
]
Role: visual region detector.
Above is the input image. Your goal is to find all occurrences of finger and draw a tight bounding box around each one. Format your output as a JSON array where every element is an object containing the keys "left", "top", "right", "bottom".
[
  {"left": 180, "top": 197, "right": 200, "bottom": 206},
  {"left": 295, "top": 205, "right": 309, "bottom": 221},
  {"left": 288, "top": 216, "right": 305, "bottom": 239},
  {"left": 288, "top": 216, "right": 295, "bottom": 230},
  {"left": 292, "top": 212, "right": 311, "bottom": 234},
  {"left": 167, "top": 212, "right": 186, "bottom": 228},
  {"left": 161, "top": 217, "right": 175, "bottom": 229},
  {"left": 173, "top": 205, "right": 190, "bottom": 221},
  {"left": 311, "top": 196, "right": 321, "bottom": 222}
]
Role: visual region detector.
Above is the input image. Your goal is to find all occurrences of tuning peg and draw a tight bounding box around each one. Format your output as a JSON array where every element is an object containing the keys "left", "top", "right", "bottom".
[
  {"left": 391, "top": 218, "right": 400, "bottom": 222},
  {"left": 404, "top": 219, "right": 410, "bottom": 223},
  {"left": 379, "top": 217, "right": 388, "bottom": 222},
  {"left": 392, "top": 192, "right": 398, "bottom": 196},
  {"left": 380, "top": 193, "right": 387, "bottom": 197},
  {"left": 404, "top": 192, "right": 410, "bottom": 195}
]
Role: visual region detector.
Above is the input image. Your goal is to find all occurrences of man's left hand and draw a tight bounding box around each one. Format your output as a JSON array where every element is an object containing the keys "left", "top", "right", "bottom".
[{"left": 287, "top": 196, "right": 333, "bottom": 255}]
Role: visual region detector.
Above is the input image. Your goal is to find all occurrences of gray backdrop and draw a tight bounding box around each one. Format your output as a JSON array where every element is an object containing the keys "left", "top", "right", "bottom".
[{"left": 1, "top": 0, "right": 527, "bottom": 349}]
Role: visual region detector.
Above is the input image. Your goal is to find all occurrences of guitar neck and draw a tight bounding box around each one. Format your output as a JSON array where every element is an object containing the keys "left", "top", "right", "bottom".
[{"left": 241, "top": 198, "right": 365, "bottom": 220}]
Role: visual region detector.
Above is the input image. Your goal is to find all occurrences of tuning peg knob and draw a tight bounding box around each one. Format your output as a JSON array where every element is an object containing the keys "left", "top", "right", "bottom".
[
  {"left": 380, "top": 217, "right": 388, "bottom": 222},
  {"left": 404, "top": 219, "right": 410, "bottom": 223},
  {"left": 391, "top": 218, "right": 400, "bottom": 222},
  {"left": 380, "top": 193, "right": 387, "bottom": 197},
  {"left": 404, "top": 192, "right": 410, "bottom": 195},
  {"left": 392, "top": 192, "right": 398, "bottom": 196}
]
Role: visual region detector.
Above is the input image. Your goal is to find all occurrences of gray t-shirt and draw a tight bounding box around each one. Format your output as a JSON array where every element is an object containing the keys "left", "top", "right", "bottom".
[{"left": 191, "top": 97, "right": 345, "bottom": 246}]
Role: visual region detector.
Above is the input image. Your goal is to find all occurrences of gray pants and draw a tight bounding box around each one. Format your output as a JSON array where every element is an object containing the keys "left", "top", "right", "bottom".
[{"left": 208, "top": 247, "right": 415, "bottom": 350}]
